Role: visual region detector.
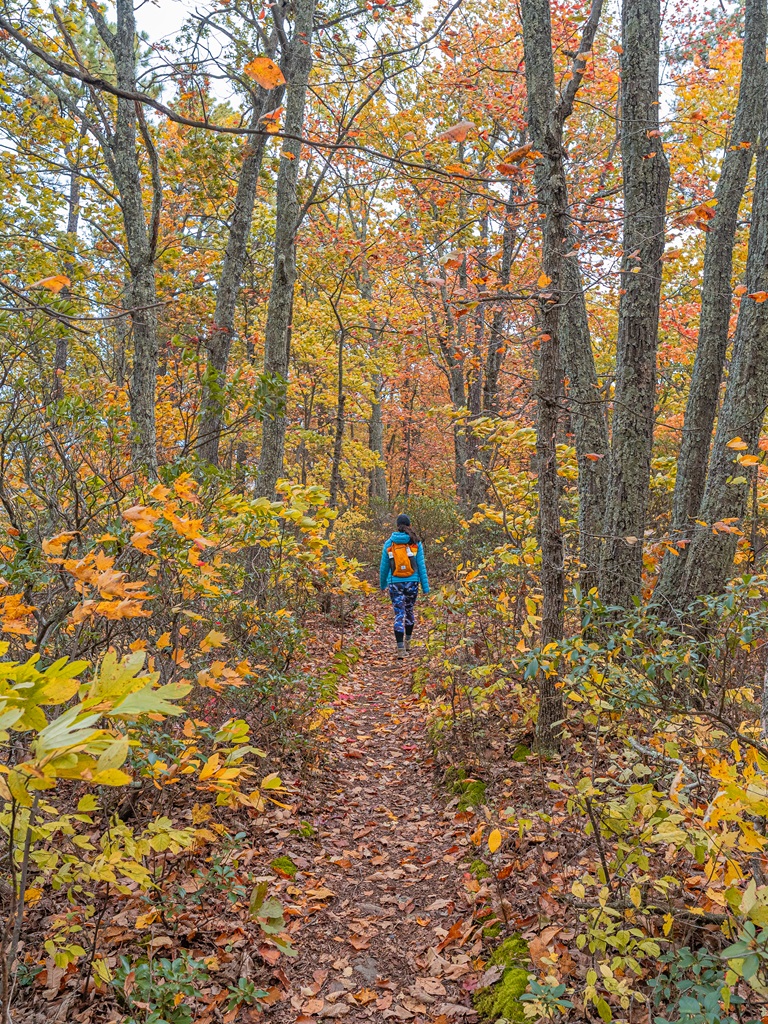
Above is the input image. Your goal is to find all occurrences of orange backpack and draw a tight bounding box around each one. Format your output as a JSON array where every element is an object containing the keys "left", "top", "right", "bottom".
[{"left": 388, "top": 542, "right": 417, "bottom": 578}]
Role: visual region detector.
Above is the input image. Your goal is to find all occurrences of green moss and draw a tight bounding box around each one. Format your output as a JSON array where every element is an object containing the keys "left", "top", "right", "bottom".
[
  {"left": 473, "top": 936, "right": 530, "bottom": 1022},
  {"left": 293, "top": 820, "right": 316, "bottom": 838},
  {"left": 470, "top": 858, "right": 490, "bottom": 880},
  {"left": 458, "top": 779, "right": 487, "bottom": 810},
  {"left": 482, "top": 922, "right": 502, "bottom": 939},
  {"left": 445, "top": 767, "right": 487, "bottom": 810},
  {"left": 270, "top": 855, "right": 298, "bottom": 878}
]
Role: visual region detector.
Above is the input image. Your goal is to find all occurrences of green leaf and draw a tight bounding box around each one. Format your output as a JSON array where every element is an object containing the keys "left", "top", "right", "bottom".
[
  {"left": 741, "top": 953, "right": 760, "bottom": 980},
  {"left": 596, "top": 997, "right": 612, "bottom": 1022},
  {"left": 249, "top": 881, "right": 269, "bottom": 917},
  {"left": 109, "top": 681, "right": 191, "bottom": 719}
]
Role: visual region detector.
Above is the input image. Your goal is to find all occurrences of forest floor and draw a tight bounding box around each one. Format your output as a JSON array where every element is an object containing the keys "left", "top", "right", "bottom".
[{"left": 273, "top": 604, "right": 486, "bottom": 1023}]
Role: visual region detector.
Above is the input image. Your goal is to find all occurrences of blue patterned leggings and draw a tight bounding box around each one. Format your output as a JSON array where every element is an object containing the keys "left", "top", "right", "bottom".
[{"left": 389, "top": 581, "right": 419, "bottom": 634}]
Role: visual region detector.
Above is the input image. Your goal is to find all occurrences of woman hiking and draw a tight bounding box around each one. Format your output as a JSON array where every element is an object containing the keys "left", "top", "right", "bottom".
[{"left": 379, "top": 514, "right": 430, "bottom": 658}]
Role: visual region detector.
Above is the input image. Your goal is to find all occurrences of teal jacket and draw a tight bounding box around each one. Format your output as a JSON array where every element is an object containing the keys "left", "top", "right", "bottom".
[{"left": 380, "top": 532, "right": 430, "bottom": 593}]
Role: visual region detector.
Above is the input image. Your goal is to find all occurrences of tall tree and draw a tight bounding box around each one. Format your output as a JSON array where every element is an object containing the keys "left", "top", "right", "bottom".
[
  {"left": 681, "top": 71, "right": 768, "bottom": 601},
  {"left": 520, "top": 0, "right": 609, "bottom": 595},
  {"left": 196, "top": 16, "right": 286, "bottom": 467},
  {"left": 1, "top": 0, "right": 163, "bottom": 474},
  {"left": 599, "top": 0, "right": 669, "bottom": 606},
  {"left": 256, "top": 0, "right": 315, "bottom": 498},
  {"left": 655, "top": 0, "right": 767, "bottom": 606}
]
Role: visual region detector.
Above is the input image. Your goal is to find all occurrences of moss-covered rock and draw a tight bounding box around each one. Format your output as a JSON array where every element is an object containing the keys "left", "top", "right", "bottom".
[
  {"left": 270, "top": 855, "right": 298, "bottom": 878},
  {"left": 473, "top": 936, "right": 530, "bottom": 1022}
]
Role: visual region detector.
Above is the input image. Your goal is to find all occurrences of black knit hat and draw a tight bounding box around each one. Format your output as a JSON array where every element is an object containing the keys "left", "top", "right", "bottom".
[{"left": 396, "top": 514, "right": 411, "bottom": 528}]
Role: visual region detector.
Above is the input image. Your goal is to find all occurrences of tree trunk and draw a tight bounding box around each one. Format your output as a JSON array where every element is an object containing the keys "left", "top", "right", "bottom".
[
  {"left": 681, "top": 88, "right": 768, "bottom": 600},
  {"left": 484, "top": 187, "right": 516, "bottom": 415},
  {"left": 95, "top": 0, "right": 161, "bottom": 476},
  {"left": 53, "top": 124, "right": 86, "bottom": 401},
  {"left": 599, "top": 0, "right": 669, "bottom": 606},
  {"left": 656, "top": 0, "right": 767, "bottom": 605},
  {"left": 329, "top": 327, "right": 345, "bottom": 508},
  {"left": 368, "top": 374, "right": 388, "bottom": 504},
  {"left": 534, "top": 297, "right": 565, "bottom": 755},
  {"left": 256, "top": 0, "right": 315, "bottom": 498},
  {"left": 521, "top": 0, "right": 609, "bottom": 595},
  {"left": 197, "top": 85, "right": 284, "bottom": 465}
]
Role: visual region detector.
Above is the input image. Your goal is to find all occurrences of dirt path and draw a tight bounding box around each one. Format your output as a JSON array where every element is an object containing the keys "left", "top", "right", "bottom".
[{"left": 273, "top": 608, "right": 482, "bottom": 1023}]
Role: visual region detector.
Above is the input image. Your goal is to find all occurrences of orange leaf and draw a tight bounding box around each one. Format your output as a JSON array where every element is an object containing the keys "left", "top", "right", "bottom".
[
  {"left": 735, "top": 284, "right": 748, "bottom": 296},
  {"left": 504, "top": 143, "right": 533, "bottom": 163},
  {"left": 496, "top": 162, "right": 522, "bottom": 176},
  {"left": 435, "top": 119, "right": 475, "bottom": 143},
  {"left": 244, "top": 56, "right": 286, "bottom": 89},
  {"left": 30, "top": 274, "right": 70, "bottom": 293},
  {"left": 260, "top": 107, "right": 284, "bottom": 134},
  {"left": 749, "top": 291, "right": 768, "bottom": 303},
  {"left": 537, "top": 273, "right": 552, "bottom": 289}
]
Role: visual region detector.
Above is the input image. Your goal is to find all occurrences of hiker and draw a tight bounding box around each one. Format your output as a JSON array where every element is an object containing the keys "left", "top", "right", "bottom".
[{"left": 380, "top": 514, "right": 430, "bottom": 658}]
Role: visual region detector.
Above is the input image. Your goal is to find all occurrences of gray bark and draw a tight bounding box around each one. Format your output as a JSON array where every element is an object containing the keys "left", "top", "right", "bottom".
[
  {"left": 197, "top": 83, "right": 285, "bottom": 465},
  {"left": 656, "top": 0, "right": 767, "bottom": 604},
  {"left": 256, "top": 0, "right": 315, "bottom": 498},
  {"left": 368, "top": 374, "right": 388, "bottom": 504},
  {"left": 52, "top": 124, "right": 86, "bottom": 401},
  {"left": 682, "top": 82, "right": 768, "bottom": 600},
  {"left": 520, "top": 0, "right": 609, "bottom": 594},
  {"left": 90, "top": 0, "right": 161, "bottom": 475},
  {"left": 484, "top": 188, "right": 516, "bottom": 415},
  {"left": 329, "top": 325, "right": 345, "bottom": 509},
  {"left": 599, "top": 0, "right": 670, "bottom": 606}
]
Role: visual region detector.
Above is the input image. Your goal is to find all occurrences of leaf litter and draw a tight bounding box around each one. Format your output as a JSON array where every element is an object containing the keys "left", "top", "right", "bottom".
[{"left": 273, "top": 609, "right": 483, "bottom": 1024}]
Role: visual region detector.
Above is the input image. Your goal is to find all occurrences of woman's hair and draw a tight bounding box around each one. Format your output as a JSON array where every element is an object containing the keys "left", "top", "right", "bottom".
[{"left": 395, "top": 513, "right": 420, "bottom": 545}]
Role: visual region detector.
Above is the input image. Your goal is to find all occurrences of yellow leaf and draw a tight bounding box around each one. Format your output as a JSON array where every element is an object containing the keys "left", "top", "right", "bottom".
[
  {"left": 738, "top": 453, "right": 759, "bottom": 466},
  {"left": 488, "top": 828, "right": 502, "bottom": 854},
  {"left": 136, "top": 909, "right": 161, "bottom": 929},
  {"left": 244, "top": 56, "right": 286, "bottom": 89},
  {"left": 90, "top": 768, "right": 132, "bottom": 787},
  {"left": 200, "top": 629, "right": 227, "bottom": 651},
  {"left": 199, "top": 753, "right": 220, "bottom": 781},
  {"left": 629, "top": 885, "right": 641, "bottom": 908},
  {"left": 42, "top": 532, "right": 77, "bottom": 556},
  {"left": 537, "top": 273, "right": 552, "bottom": 289},
  {"left": 726, "top": 437, "right": 748, "bottom": 450}
]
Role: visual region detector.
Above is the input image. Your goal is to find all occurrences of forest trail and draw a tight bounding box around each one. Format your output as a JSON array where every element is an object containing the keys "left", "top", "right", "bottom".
[{"left": 274, "top": 607, "right": 482, "bottom": 1023}]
